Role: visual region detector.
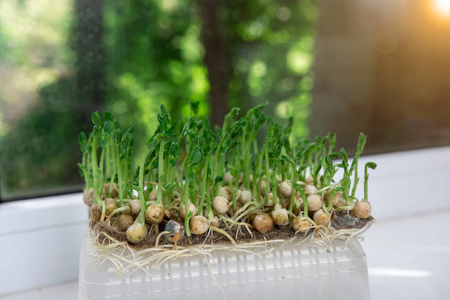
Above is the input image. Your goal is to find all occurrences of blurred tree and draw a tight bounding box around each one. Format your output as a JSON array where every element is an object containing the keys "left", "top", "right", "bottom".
[
  {"left": 198, "top": 0, "right": 317, "bottom": 136},
  {"left": 73, "top": 0, "right": 105, "bottom": 114},
  {"left": 102, "top": 0, "right": 209, "bottom": 143},
  {"left": 0, "top": 0, "right": 317, "bottom": 199},
  {"left": 0, "top": 0, "right": 96, "bottom": 198},
  {"left": 198, "top": 0, "right": 229, "bottom": 126}
]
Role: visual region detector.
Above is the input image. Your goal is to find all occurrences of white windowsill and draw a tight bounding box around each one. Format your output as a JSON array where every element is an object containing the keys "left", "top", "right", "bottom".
[{"left": 1, "top": 146, "right": 450, "bottom": 297}]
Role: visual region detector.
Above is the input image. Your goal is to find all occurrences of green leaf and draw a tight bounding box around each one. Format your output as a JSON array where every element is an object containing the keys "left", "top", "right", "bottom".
[
  {"left": 163, "top": 182, "right": 177, "bottom": 197},
  {"left": 291, "top": 182, "right": 304, "bottom": 193},
  {"left": 104, "top": 111, "right": 114, "bottom": 122},
  {"left": 186, "top": 171, "right": 195, "bottom": 182},
  {"left": 228, "top": 165, "right": 237, "bottom": 177},
  {"left": 297, "top": 166, "right": 308, "bottom": 174},
  {"left": 220, "top": 134, "right": 232, "bottom": 154},
  {"left": 328, "top": 133, "right": 336, "bottom": 153},
  {"left": 78, "top": 132, "right": 87, "bottom": 152},
  {"left": 224, "top": 107, "right": 240, "bottom": 122},
  {"left": 324, "top": 155, "right": 332, "bottom": 166},
  {"left": 283, "top": 136, "right": 291, "bottom": 155},
  {"left": 340, "top": 148, "right": 348, "bottom": 163},
  {"left": 157, "top": 114, "right": 164, "bottom": 125},
  {"left": 332, "top": 187, "right": 345, "bottom": 193},
  {"left": 188, "top": 148, "right": 203, "bottom": 166},
  {"left": 313, "top": 164, "right": 322, "bottom": 175},
  {"left": 214, "top": 125, "right": 222, "bottom": 136},
  {"left": 78, "top": 164, "right": 86, "bottom": 177},
  {"left": 181, "top": 124, "right": 192, "bottom": 137},
  {"left": 160, "top": 104, "right": 171, "bottom": 123},
  {"left": 78, "top": 132, "right": 86, "bottom": 145},
  {"left": 254, "top": 114, "right": 267, "bottom": 132},
  {"left": 357, "top": 133, "right": 367, "bottom": 151},
  {"left": 91, "top": 111, "right": 102, "bottom": 127},
  {"left": 124, "top": 126, "right": 134, "bottom": 136},
  {"left": 190, "top": 101, "right": 200, "bottom": 115},
  {"left": 103, "top": 121, "right": 113, "bottom": 134},
  {"left": 281, "top": 154, "right": 295, "bottom": 166},
  {"left": 283, "top": 116, "right": 294, "bottom": 135},
  {"left": 214, "top": 176, "right": 223, "bottom": 184},
  {"left": 366, "top": 162, "right": 377, "bottom": 170},
  {"left": 155, "top": 134, "right": 177, "bottom": 142},
  {"left": 329, "top": 152, "right": 339, "bottom": 160}
]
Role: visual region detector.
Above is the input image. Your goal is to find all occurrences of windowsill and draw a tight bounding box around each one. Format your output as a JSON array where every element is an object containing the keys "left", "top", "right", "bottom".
[
  {"left": 0, "top": 193, "right": 87, "bottom": 296},
  {"left": 1, "top": 146, "right": 450, "bottom": 297}
]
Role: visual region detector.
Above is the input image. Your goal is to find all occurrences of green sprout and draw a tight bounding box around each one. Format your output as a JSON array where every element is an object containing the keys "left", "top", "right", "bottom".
[{"left": 78, "top": 104, "right": 376, "bottom": 246}]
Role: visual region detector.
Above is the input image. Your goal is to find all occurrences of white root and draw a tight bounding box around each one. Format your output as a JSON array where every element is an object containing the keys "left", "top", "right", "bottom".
[
  {"left": 210, "top": 226, "right": 236, "bottom": 245},
  {"left": 90, "top": 218, "right": 373, "bottom": 277},
  {"left": 155, "top": 231, "right": 172, "bottom": 247}
]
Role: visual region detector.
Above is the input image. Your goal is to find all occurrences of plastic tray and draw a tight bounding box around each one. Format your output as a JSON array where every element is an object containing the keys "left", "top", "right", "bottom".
[{"left": 79, "top": 234, "right": 370, "bottom": 300}]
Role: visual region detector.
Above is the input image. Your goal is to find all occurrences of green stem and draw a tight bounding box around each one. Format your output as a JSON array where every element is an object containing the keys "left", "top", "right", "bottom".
[
  {"left": 91, "top": 133, "right": 101, "bottom": 205},
  {"left": 298, "top": 188, "right": 309, "bottom": 217},
  {"left": 81, "top": 151, "right": 88, "bottom": 190},
  {"left": 206, "top": 191, "right": 213, "bottom": 221},
  {"left": 183, "top": 179, "right": 192, "bottom": 237},
  {"left": 198, "top": 155, "right": 210, "bottom": 215},
  {"left": 264, "top": 145, "right": 270, "bottom": 205},
  {"left": 99, "top": 148, "right": 106, "bottom": 195},
  {"left": 105, "top": 142, "right": 111, "bottom": 186},
  {"left": 288, "top": 168, "right": 298, "bottom": 214},
  {"left": 117, "top": 147, "right": 124, "bottom": 205},
  {"left": 156, "top": 140, "right": 166, "bottom": 205},
  {"left": 271, "top": 168, "right": 279, "bottom": 206},
  {"left": 351, "top": 164, "right": 359, "bottom": 197},
  {"left": 138, "top": 148, "right": 151, "bottom": 225},
  {"left": 179, "top": 156, "right": 187, "bottom": 192},
  {"left": 106, "top": 206, "right": 130, "bottom": 221},
  {"left": 326, "top": 189, "right": 337, "bottom": 212}
]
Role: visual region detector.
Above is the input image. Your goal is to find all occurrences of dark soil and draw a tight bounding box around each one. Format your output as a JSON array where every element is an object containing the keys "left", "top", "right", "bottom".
[{"left": 92, "top": 212, "right": 374, "bottom": 250}]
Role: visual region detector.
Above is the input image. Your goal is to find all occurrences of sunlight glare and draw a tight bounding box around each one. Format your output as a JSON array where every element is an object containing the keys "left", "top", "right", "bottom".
[{"left": 434, "top": 0, "right": 450, "bottom": 15}]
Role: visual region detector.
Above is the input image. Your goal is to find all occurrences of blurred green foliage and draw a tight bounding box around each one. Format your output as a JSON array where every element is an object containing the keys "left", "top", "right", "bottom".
[{"left": 0, "top": 0, "right": 316, "bottom": 199}]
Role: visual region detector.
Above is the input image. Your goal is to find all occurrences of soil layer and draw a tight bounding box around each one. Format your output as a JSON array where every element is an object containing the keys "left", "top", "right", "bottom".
[{"left": 92, "top": 212, "right": 373, "bottom": 250}]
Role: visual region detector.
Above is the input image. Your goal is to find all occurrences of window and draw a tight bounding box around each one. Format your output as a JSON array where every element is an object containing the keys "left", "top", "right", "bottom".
[{"left": 1, "top": 0, "right": 449, "bottom": 201}]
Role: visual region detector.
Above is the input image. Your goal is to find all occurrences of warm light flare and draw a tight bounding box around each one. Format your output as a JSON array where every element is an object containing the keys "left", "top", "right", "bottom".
[{"left": 434, "top": 0, "right": 450, "bottom": 15}]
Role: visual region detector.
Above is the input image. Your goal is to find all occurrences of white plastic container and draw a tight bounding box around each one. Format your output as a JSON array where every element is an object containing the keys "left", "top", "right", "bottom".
[{"left": 79, "top": 234, "right": 370, "bottom": 300}]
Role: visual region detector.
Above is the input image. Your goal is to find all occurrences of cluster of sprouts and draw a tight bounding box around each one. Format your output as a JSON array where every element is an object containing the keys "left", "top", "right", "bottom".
[{"left": 79, "top": 103, "right": 376, "bottom": 246}]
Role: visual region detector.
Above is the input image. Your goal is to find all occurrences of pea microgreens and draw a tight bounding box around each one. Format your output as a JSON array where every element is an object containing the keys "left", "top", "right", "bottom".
[{"left": 79, "top": 104, "right": 376, "bottom": 245}]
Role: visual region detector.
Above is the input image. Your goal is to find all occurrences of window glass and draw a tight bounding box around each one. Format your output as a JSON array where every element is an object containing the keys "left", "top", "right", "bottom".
[
  {"left": 1, "top": 0, "right": 449, "bottom": 200},
  {"left": 310, "top": 0, "right": 450, "bottom": 154}
]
